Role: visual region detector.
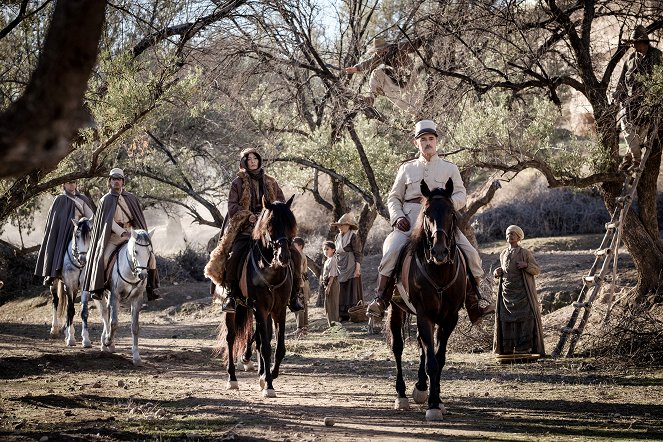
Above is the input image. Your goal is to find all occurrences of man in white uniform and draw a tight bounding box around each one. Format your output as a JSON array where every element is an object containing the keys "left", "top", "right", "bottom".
[{"left": 366, "top": 120, "right": 494, "bottom": 323}]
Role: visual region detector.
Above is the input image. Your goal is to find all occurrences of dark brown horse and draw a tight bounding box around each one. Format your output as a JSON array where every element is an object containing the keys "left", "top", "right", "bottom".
[
  {"left": 387, "top": 178, "right": 467, "bottom": 421},
  {"left": 220, "top": 195, "right": 297, "bottom": 397}
]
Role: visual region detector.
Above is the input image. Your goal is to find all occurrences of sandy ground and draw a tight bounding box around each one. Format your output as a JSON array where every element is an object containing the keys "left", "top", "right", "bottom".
[{"left": 1, "top": 237, "right": 662, "bottom": 441}]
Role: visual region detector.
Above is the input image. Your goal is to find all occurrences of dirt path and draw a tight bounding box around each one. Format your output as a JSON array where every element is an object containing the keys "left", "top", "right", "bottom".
[{"left": 1, "top": 281, "right": 662, "bottom": 441}]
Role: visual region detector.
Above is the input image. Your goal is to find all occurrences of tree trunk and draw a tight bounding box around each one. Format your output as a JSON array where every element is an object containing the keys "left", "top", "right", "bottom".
[
  {"left": 594, "top": 107, "right": 663, "bottom": 301},
  {"left": 0, "top": 0, "right": 107, "bottom": 177},
  {"left": 357, "top": 203, "right": 377, "bottom": 253}
]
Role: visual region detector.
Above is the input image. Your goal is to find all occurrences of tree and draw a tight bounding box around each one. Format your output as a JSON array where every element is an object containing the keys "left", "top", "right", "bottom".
[{"left": 417, "top": 0, "right": 663, "bottom": 299}]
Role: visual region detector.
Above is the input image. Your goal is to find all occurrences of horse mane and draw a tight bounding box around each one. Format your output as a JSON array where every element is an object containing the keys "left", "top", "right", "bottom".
[
  {"left": 252, "top": 202, "right": 297, "bottom": 241},
  {"left": 408, "top": 187, "right": 457, "bottom": 254},
  {"left": 134, "top": 230, "right": 152, "bottom": 244},
  {"left": 78, "top": 217, "right": 93, "bottom": 241}
]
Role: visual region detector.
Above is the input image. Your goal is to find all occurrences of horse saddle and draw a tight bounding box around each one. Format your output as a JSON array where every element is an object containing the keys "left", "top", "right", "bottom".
[
  {"left": 393, "top": 249, "right": 417, "bottom": 314},
  {"left": 104, "top": 241, "right": 127, "bottom": 287}
]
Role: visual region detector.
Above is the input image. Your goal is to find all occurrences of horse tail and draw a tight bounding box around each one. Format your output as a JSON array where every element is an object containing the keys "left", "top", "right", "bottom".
[
  {"left": 213, "top": 307, "right": 254, "bottom": 361},
  {"left": 55, "top": 280, "right": 67, "bottom": 323},
  {"left": 232, "top": 305, "right": 254, "bottom": 361}
]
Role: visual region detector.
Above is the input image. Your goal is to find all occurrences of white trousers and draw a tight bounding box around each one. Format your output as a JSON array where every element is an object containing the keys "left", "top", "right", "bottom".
[
  {"left": 369, "top": 67, "right": 419, "bottom": 117},
  {"left": 620, "top": 119, "right": 649, "bottom": 162},
  {"left": 378, "top": 203, "right": 484, "bottom": 280}
]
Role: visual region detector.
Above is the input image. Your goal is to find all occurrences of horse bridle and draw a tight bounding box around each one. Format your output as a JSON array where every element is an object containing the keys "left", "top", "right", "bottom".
[
  {"left": 117, "top": 237, "right": 153, "bottom": 284},
  {"left": 423, "top": 209, "right": 457, "bottom": 265},
  {"left": 68, "top": 227, "right": 88, "bottom": 269},
  {"left": 252, "top": 230, "right": 291, "bottom": 291}
]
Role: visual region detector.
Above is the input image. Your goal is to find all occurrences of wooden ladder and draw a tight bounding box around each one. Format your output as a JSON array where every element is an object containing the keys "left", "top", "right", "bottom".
[{"left": 551, "top": 125, "right": 657, "bottom": 358}]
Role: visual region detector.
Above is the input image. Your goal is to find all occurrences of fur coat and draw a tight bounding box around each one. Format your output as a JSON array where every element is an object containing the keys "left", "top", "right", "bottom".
[{"left": 204, "top": 170, "right": 284, "bottom": 287}]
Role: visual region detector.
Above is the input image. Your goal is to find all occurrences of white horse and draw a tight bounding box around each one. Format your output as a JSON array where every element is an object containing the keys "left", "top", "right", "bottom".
[
  {"left": 50, "top": 217, "right": 93, "bottom": 347},
  {"left": 94, "top": 229, "right": 154, "bottom": 366}
]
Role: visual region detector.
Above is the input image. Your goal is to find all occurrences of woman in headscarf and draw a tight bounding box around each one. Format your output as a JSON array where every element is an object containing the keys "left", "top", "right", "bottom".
[
  {"left": 205, "top": 147, "right": 303, "bottom": 313},
  {"left": 331, "top": 213, "right": 363, "bottom": 322},
  {"left": 493, "top": 225, "right": 545, "bottom": 356}
]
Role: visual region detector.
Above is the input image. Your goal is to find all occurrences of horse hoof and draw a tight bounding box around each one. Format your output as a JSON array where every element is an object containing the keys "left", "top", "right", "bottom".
[
  {"left": 412, "top": 386, "right": 428, "bottom": 404},
  {"left": 66, "top": 338, "right": 76, "bottom": 347},
  {"left": 243, "top": 360, "right": 255, "bottom": 372},
  {"left": 49, "top": 329, "right": 60, "bottom": 339},
  {"left": 262, "top": 388, "right": 276, "bottom": 398},
  {"left": 82, "top": 340, "right": 92, "bottom": 349},
  {"left": 132, "top": 357, "right": 143, "bottom": 366},
  {"left": 226, "top": 380, "right": 239, "bottom": 390},
  {"left": 394, "top": 397, "right": 409, "bottom": 410},
  {"left": 425, "top": 408, "right": 444, "bottom": 421}
]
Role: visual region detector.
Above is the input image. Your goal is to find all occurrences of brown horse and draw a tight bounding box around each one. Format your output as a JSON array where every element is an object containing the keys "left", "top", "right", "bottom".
[
  {"left": 387, "top": 178, "right": 467, "bottom": 421},
  {"left": 220, "top": 195, "right": 297, "bottom": 397}
]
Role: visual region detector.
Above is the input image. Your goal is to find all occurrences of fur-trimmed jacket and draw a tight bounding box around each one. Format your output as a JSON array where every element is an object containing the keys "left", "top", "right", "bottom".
[{"left": 204, "top": 170, "right": 284, "bottom": 287}]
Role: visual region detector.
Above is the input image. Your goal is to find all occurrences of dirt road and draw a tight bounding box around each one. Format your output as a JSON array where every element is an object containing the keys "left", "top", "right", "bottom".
[{"left": 1, "top": 280, "right": 662, "bottom": 441}]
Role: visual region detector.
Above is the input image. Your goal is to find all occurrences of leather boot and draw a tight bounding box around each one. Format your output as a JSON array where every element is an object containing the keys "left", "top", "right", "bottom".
[
  {"left": 288, "top": 290, "right": 305, "bottom": 312},
  {"left": 222, "top": 283, "right": 237, "bottom": 313},
  {"left": 465, "top": 279, "right": 495, "bottom": 324},
  {"left": 146, "top": 287, "right": 161, "bottom": 301},
  {"left": 366, "top": 274, "right": 392, "bottom": 319}
]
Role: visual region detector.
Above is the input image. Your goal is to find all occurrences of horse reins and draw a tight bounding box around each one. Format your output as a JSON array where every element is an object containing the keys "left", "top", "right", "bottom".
[
  {"left": 67, "top": 228, "right": 88, "bottom": 269},
  {"left": 251, "top": 232, "right": 291, "bottom": 291},
  {"left": 415, "top": 248, "right": 465, "bottom": 297}
]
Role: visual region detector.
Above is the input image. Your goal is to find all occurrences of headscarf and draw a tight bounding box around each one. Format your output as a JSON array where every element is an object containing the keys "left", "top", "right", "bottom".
[
  {"left": 239, "top": 147, "right": 263, "bottom": 179},
  {"left": 506, "top": 225, "right": 524, "bottom": 241}
]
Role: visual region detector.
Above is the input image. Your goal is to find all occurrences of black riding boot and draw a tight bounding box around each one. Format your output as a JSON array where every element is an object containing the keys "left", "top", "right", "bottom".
[
  {"left": 222, "top": 286, "right": 237, "bottom": 313},
  {"left": 146, "top": 269, "right": 160, "bottom": 301},
  {"left": 465, "top": 278, "right": 495, "bottom": 324},
  {"left": 366, "top": 274, "right": 393, "bottom": 318},
  {"left": 288, "top": 290, "right": 305, "bottom": 312}
]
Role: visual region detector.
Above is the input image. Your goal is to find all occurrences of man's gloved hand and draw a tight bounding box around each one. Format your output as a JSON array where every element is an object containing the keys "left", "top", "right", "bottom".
[{"left": 396, "top": 217, "right": 410, "bottom": 232}]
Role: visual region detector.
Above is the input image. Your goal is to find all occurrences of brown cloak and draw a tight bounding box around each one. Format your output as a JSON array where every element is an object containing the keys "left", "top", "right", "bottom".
[
  {"left": 82, "top": 190, "right": 155, "bottom": 293},
  {"left": 35, "top": 192, "right": 93, "bottom": 278},
  {"left": 493, "top": 246, "right": 546, "bottom": 356}
]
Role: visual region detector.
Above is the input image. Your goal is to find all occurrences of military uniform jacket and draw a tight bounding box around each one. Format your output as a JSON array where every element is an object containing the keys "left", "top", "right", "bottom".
[
  {"left": 615, "top": 46, "right": 663, "bottom": 122},
  {"left": 387, "top": 154, "right": 466, "bottom": 226},
  {"left": 82, "top": 190, "right": 152, "bottom": 292},
  {"left": 35, "top": 191, "right": 94, "bottom": 278}
]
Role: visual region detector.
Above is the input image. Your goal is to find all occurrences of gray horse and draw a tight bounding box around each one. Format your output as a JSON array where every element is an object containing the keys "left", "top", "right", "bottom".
[
  {"left": 94, "top": 229, "right": 154, "bottom": 366},
  {"left": 50, "top": 217, "right": 93, "bottom": 347}
]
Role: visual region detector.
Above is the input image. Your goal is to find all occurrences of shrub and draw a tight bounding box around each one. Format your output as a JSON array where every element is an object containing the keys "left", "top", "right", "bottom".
[{"left": 474, "top": 187, "right": 609, "bottom": 241}]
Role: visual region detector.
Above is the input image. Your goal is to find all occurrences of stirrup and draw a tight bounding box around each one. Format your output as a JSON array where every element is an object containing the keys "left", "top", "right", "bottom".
[
  {"left": 366, "top": 298, "right": 386, "bottom": 319},
  {"left": 222, "top": 296, "right": 236, "bottom": 313}
]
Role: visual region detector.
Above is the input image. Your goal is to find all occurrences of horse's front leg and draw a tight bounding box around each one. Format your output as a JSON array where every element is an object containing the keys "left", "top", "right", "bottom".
[
  {"left": 389, "top": 306, "right": 409, "bottom": 410},
  {"left": 64, "top": 283, "right": 77, "bottom": 347},
  {"left": 130, "top": 288, "right": 143, "bottom": 366},
  {"left": 241, "top": 331, "right": 255, "bottom": 372},
  {"left": 271, "top": 307, "right": 287, "bottom": 380},
  {"left": 49, "top": 280, "right": 61, "bottom": 338},
  {"left": 417, "top": 316, "right": 443, "bottom": 421},
  {"left": 255, "top": 311, "right": 275, "bottom": 398},
  {"left": 95, "top": 292, "right": 112, "bottom": 352},
  {"left": 225, "top": 312, "right": 239, "bottom": 390},
  {"left": 254, "top": 327, "right": 265, "bottom": 378},
  {"left": 413, "top": 341, "right": 429, "bottom": 405},
  {"left": 434, "top": 315, "right": 459, "bottom": 414},
  {"left": 80, "top": 291, "right": 92, "bottom": 348}
]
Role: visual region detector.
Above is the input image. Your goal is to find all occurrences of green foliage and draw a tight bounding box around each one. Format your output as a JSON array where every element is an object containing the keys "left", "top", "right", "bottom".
[
  {"left": 450, "top": 92, "right": 604, "bottom": 177},
  {"left": 274, "top": 118, "right": 406, "bottom": 198},
  {"left": 642, "top": 63, "right": 663, "bottom": 115}
]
